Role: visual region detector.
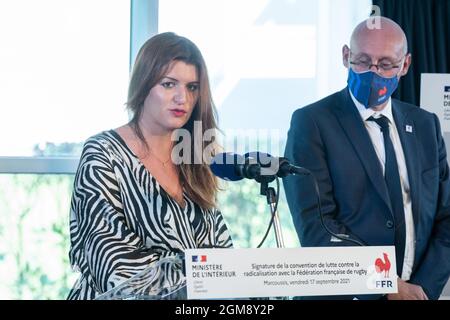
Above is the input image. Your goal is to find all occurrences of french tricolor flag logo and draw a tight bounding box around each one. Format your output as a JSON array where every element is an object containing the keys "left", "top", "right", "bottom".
[{"left": 192, "top": 255, "right": 207, "bottom": 263}]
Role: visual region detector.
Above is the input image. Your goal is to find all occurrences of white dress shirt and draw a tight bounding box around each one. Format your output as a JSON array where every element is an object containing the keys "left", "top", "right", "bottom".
[{"left": 349, "top": 91, "right": 415, "bottom": 280}]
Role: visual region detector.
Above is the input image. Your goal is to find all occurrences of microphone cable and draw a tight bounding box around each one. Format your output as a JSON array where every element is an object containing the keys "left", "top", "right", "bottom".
[
  {"left": 308, "top": 170, "right": 365, "bottom": 246},
  {"left": 255, "top": 167, "right": 365, "bottom": 247},
  {"left": 257, "top": 176, "right": 280, "bottom": 248}
]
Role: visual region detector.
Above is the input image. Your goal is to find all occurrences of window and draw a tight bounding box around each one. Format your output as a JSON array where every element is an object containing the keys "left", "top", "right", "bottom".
[
  {"left": 0, "top": 0, "right": 130, "bottom": 158},
  {"left": 0, "top": 174, "right": 75, "bottom": 299},
  {"left": 0, "top": 0, "right": 130, "bottom": 299},
  {"left": 159, "top": 0, "right": 372, "bottom": 248}
]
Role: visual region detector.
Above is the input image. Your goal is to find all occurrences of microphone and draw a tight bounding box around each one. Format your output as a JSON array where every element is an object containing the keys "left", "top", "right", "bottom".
[
  {"left": 244, "top": 152, "right": 311, "bottom": 177},
  {"left": 209, "top": 152, "right": 311, "bottom": 182},
  {"left": 209, "top": 152, "right": 261, "bottom": 181}
]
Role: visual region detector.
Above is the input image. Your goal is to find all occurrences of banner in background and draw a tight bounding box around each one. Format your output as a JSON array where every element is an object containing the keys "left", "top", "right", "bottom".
[{"left": 420, "top": 73, "right": 450, "bottom": 133}]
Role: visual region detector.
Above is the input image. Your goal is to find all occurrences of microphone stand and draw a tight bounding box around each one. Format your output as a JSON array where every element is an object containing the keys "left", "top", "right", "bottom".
[
  {"left": 259, "top": 179, "right": 285, "bottom": 248},
  {"left": 260, "top": 178, "right": 289, "bottom": 301}
]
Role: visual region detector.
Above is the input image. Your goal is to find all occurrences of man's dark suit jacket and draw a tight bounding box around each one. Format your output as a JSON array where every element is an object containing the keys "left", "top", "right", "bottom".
[{"left": 283, "top": 88, "right": 450, "bottom": 299}]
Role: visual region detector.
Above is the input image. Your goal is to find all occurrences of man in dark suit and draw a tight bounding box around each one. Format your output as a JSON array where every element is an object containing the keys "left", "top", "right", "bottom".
[{"left": 283, "top": 17, "right": 450, "bottom": 300}]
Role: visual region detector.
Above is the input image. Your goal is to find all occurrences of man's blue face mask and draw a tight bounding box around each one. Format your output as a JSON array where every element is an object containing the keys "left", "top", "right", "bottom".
[{"left": 347, "top": 68, "right": 399, "bottom": 109}]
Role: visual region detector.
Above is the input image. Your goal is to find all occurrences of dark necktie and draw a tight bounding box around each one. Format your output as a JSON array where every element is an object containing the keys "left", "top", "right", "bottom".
[{"left": 368, "top": 115, "right": 406, "bottom": 276}]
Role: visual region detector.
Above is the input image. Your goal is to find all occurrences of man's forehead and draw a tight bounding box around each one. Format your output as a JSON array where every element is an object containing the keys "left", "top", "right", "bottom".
[
  {"left": 351, "top": 51, "right": 400, "bottom": 60},
  {"left": 350, "top": 36, "right": 405, "bottom": 59}
]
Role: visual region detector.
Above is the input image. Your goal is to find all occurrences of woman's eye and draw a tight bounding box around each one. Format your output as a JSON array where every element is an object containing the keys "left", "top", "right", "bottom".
[
  {"left": 161, "top": 81, "right": 175, "bottom": 88},
  {"left": 187, "top": 84, "right": 199, "bottom": 92}
]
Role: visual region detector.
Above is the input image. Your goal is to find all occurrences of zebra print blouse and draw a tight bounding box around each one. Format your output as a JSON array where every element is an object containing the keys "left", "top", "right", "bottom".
[{"left": 67, "top": 130, "right": 233, "bottom": 300}]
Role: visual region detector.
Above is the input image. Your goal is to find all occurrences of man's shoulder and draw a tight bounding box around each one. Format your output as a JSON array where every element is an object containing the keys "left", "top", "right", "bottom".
[
  {"left": 292, "top": 89, "right": 347, "bottom": 119},
  {"left": 393, "top": 99, "right": 436, "bottom": 121}
]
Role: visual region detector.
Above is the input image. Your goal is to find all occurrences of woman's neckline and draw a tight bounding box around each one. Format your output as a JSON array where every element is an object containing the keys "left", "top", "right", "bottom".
[{"left": 108, "top": 129, "right": 187, "bottom": 209}]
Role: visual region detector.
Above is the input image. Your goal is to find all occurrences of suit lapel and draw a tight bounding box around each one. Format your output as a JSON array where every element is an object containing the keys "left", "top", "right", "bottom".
[
  {"left": 392, "top": 101, "right": 420, "bottom": 230},
  {"left": 331, "top": 89, "right": 392, "bottom": 216}
]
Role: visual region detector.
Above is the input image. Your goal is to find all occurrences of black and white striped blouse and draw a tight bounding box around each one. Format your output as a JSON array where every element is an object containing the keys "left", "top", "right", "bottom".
[{"left": 67, "top": 130, "right": 233, "bottom": 300}]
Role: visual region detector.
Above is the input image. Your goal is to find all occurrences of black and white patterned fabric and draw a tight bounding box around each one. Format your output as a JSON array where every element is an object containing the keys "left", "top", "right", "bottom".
[{"left": 67, "top": 130, "right": 232, "bottom": 300}]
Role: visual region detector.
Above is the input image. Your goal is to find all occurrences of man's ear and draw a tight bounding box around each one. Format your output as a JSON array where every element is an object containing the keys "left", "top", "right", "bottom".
[
  {"left": 399, "top": 53, "right": 412, "bottom": 77},
  {"left": 342, "top": 45, "right": 350, "bottom": 68}
]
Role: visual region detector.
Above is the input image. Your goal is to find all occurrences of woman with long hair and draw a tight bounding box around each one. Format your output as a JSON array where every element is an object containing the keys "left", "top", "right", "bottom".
[{"left": 67, "top": 32, "right": 232, "bottom": 299}]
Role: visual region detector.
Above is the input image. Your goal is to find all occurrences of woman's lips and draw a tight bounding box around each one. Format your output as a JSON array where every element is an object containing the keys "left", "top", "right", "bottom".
[{"left": 170, "top": 109, "right": 187, "bottom": 117}]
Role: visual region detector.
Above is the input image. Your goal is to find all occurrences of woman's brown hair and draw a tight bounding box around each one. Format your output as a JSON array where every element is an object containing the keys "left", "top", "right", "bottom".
[{"left": 126, "top": 32, "right": 219, "bottom": 209}]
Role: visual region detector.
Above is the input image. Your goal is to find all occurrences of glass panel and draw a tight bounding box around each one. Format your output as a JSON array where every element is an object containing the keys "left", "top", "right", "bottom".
[
  {"left": 159, "top": 0, "right": 371, "bottom": 132},
  {"left": 159, "top": 0, "right": 372, "bottom": 248},
  {"left": 0, "top": 174, "right": 75, "bottom": 299},
  {"left": 217, "top": 179, "right": 298, "bottom": 248},
  {"left": 0, "top": 0, "right": 130, "bottom": 157}
]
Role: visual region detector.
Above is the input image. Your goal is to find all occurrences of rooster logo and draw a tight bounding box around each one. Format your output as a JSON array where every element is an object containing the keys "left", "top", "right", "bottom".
[
  {"left": 378, "top": 86, "right": 387, "bottom": 96},
  {"left": 374, "top": 253, "right": 391, "bottom": 278}
]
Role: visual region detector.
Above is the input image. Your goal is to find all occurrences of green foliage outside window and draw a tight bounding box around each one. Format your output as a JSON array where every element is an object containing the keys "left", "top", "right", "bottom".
[
  {"left": 0, "top": 175, "right": 299, "bottom": 299},
  {"left": 218, "top": 179, "right": 299, "bottom": 248},
  {"left": 0, "top": 174, "right": 76, "bottom": 299}
]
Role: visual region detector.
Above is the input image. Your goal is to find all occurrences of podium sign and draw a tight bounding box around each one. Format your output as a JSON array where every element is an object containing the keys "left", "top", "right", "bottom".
[{"left": 185, "top": 247, "right": 397, "bottom": 299}]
